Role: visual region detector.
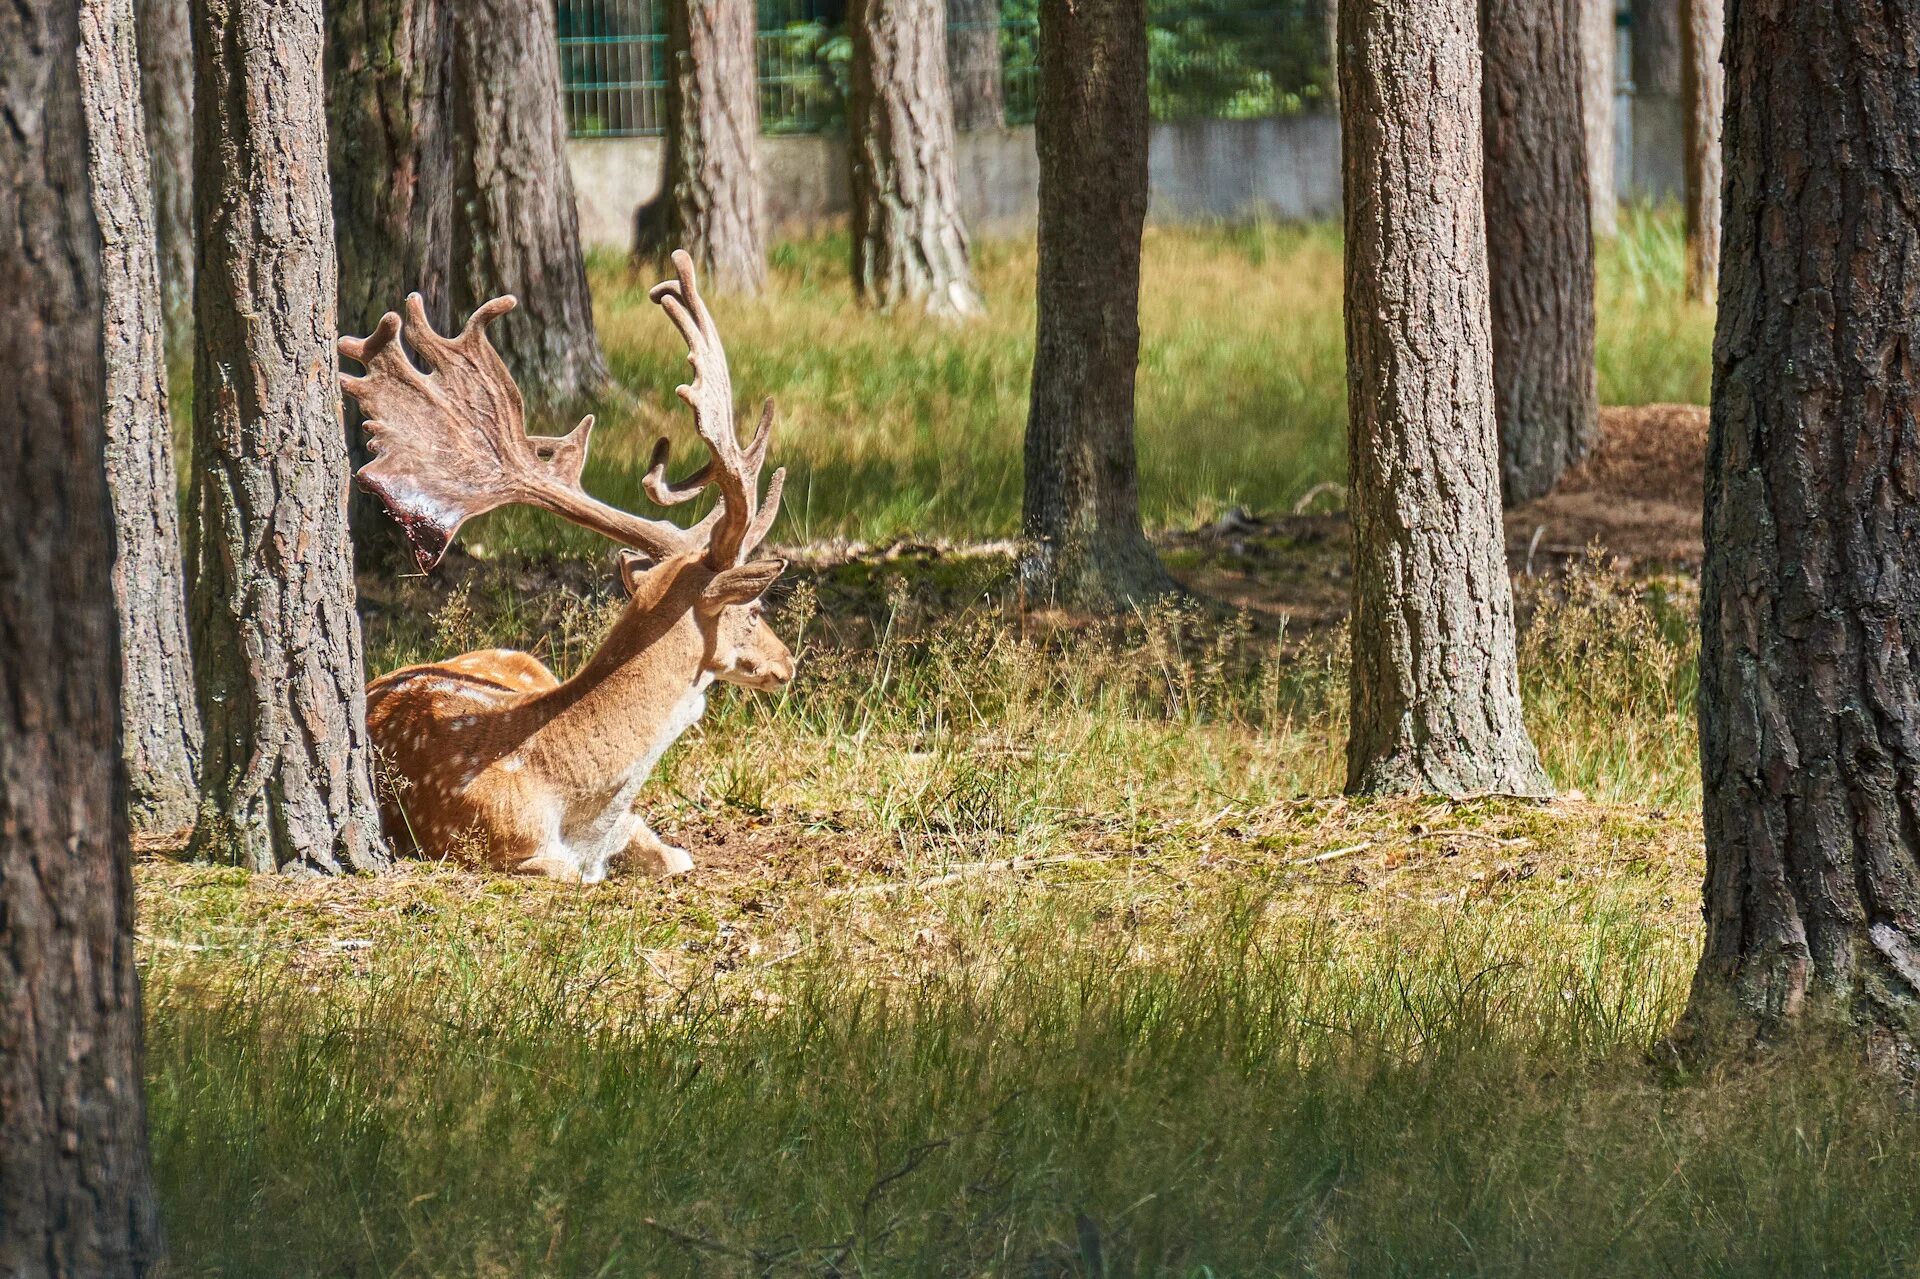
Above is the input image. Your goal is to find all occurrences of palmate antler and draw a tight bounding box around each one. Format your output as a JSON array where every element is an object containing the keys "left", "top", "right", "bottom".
[{"left": 338, "top": 250, "right": 784, "bottom": 572}]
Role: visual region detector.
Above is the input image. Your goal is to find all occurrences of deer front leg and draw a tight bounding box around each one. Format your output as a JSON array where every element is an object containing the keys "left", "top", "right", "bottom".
[{"left": 623, "top": 816, "right": 694, "bottom": 877}]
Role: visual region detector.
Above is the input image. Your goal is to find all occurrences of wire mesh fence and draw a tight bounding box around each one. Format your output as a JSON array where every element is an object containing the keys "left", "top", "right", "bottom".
[{"left": 557, "top": 0, "right": 1331, "bottom": 138}]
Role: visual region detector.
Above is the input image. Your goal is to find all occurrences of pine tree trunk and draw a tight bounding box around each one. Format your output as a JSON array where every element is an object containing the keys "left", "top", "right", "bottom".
[
  {"left": 448, "top": 0, "right": 609, "bottom": 411},
  {"left": 1338, "top": 0, "right": 1550, "bottom": 799},
  {"left": 79, "top": 0, "right": 201, "bottom": 845},
  {"left": 1481, "top": 0, "right": 1599, "bottom": 504},
  {"left": 849, "top": 0, "right": 985, "bottom": 318},
  {"left": 1679, "top": 0, "right": 1721, "bottom": 304},
  {"left": 1580, "top": 0, "right": 1616, "bottom": 237},
  {"left": 1691, "top": 0, "right": 1920, "bottom": 1066},
  {"left": 189, "top": 0, "right": 387, "bottom": 876},
  {"left": 1630, "top": 0, "right": 1680, "bottom": 96},
  {"left": 1, "top": 2, "right": 161, "bottom": 1269},
  {"left": 1018, "top": 0, "right": 1174, "bottom": 609},
  {"left": 947, "top": 0, "right": 1005, "bottom": 130},
  {"left": 328, "top": 0, "right": 453, "bottom": 564},
  {"left": 635, "top": 0, "right": 766, "bottom": 295},
  {"left": 134, "top": 0, "right": 191, "bottom": 353}
]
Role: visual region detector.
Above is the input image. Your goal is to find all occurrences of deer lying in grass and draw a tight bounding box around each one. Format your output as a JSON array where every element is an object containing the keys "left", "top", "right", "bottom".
[{"left": 338, "top": 252, "right": 792, "bottom": 882}]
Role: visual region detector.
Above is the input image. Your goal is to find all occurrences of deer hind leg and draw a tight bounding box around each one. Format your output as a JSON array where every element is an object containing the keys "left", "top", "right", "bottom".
[
  {"left": 511, "top": 852, "right": 584, "bottom": 883},
  {"left": 622, "top": 817, "right": 694, "bottom": 878}
]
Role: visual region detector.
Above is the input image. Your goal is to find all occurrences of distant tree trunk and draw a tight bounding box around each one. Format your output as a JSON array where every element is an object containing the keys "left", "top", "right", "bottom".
[
  {"left": 1679, "top": 0, "right": 1721, "bottom": 304},
  {"left": 1019, "top": 0, "right": 1173, "bottom": 609},
  {"left": 947, "top": 0, "right": 1005, "bottom": 130},
  {"left": 134, "top": 0, "right": 191, "bottom": 353},
  {"left": 1481, "top": 0, "right": 1598, "bottom": 503},
  {"left": 1338, "top": 0, "right": 1549, "bottom": 798},
  {"left": 327, "top": 0, "right": 453, "bottom": 564},
  {"left": 1691, "top": 1, "right": 1920, "bottom": 1066},
  {"left": 1, "top": 1, "right": 162, "bottom": 1269},
  {"left": 635, "top": 0, "right": 766, "bottom": 295},
  {"left": 80, "top": 0, "right": 201, "bottom": 844},
  {"left": 849, "top": 0, "right": 985, "bottom": 318},
  {"left": 1580, "top": 0, "right": 1616, "bottom": 237},
  {"left": 189, "top": 0, "right": 387, "bottom": 875},
  {"left": 448, "top": 0, "right": 609, "bottom": 410},
  {"left": 1629, "top": 0, "right": 1680, "bottom": 96}
]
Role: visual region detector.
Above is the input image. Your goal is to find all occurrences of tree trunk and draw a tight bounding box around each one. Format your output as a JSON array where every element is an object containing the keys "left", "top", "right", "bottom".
[
  {"left": 1481, "top": 0, "right": 1599, "bottom": 504},
  {"left": 947, "top": 0, "right": 1005, "bottom": 130},
  {"left": 0, "top": 1, "right": 162, "bottom": 1270},
  {"left": 1338, "top": 0, "right": 1550, "bottom": 798},
  {"left": 448, "top": 0, "right": 609, "bottom": 411},
  {"left": 189, "top": 0, "right": 387, "bottom": 875},
  {"left": 1018, "top": 0, "right": 1174, "bottom": 609},
  {"left": 1679, "top": 0, "right": 1721, "bottom": 304},
  {"left": 1629, "top": 0, "right": 1680, "bottom": 96},
  {"left": 635, "top": 0, "right": 766, "bottom": 295},
  {"left": 327, "top": 0, "right": 453, "bottom": 565},
  {"left": 79, "top": 0, "right": 201, "bottom": 844},
  {"left": 1580, "top": 0, "right": 1616, "bottom": 237},
  {"left": 134, "top": 0, "right": 191, "bottom": 353},
  {"left": 1691, "top": 0, "right": 1920, "bottom": 1066},
  {"left": 848, "top": 0, "right": 985, "bottom": 318}
]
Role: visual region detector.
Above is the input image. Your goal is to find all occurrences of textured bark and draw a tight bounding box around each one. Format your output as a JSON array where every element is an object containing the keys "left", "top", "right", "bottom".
[
  {"left": 849, "top": 0, "right": 985, "bottom": 318},
  {"left": 0, "top": 1, "right": 162, "bottom": 1270},
  {"left": 1018, "top": 0, "right": 1173, "bottom": 609},
  {"left": 1338, "top": 0, "right": 1549, "bottom": 798},
  {"left": 1691, "top": 1, "right": 1920, "bottom": 1063},
  {"left": 134, "top": 0, "right": 191, "bottom": 351},
  {"left": 1481, "top": 0, "right": 1599, "bottom": 504},
  {"left": 1580, "top": 0, "right": 1616, "bottom": 237},
  {"left": 328, "top": 0, "right": 453, "bottom": 563},
  {"left": 1679, "top": 0, "right": 1721, "bottom": 304},
  {"left": 80, "top": 0, "right": 201, "bottom": 843},
  {"left": 1630, "top": 0, "right": 1681, "bottom": 96},
  {"left": 635, "top": 0, "right": 766, "bottom": 295},
  {"left": 947, "top": 0, "right": 1005, "bottom": 131},
  {"left": 448, "top": 0, "right": 609, "bottom": 410},
  {"left": 189, "top": 0, "right": 387, "bottom": 875}
]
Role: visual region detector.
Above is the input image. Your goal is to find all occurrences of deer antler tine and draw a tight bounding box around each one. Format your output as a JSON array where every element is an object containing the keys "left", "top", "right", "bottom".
[
  {"left": 338, "top": 310, "right": 402, "bottom": 365},
  {"left": 643, "top": 437, "right": 715, "bottom": 506},
  {"left": 743, "top": 467, "right": 786, "bottom": 554}
]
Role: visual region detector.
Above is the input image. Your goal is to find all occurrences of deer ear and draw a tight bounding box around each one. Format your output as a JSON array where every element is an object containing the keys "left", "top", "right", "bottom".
[
  {"left": 702, "top": 558, "right": 786, "bottom": 607},
  {"left": 617, "top": 550, "right": 656, "bottom": 598}
]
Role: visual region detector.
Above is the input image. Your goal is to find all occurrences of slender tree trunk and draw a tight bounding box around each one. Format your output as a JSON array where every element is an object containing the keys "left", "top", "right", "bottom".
[
  {"left": 1679, "top": 0, "right": 1721, "bottom": 304},
  {"left": 1481, "top": 0, "right": 1599, "bottom": 504},
  {"left": 947, "top": 0, "right": 1005, "bottom": 130},
  {"left": 189, "top": 0, "right": 387, "bottom": 875},
  {"left": 1691, "top": 0, "right": 1920, "bottom": 1066},
  {"left": 448, "top": 0, "right": 609, "bottom": 410},
  {"left": 1019, "top": 0, "right": 1173, "bottom": 609},
  {"left": 849, "top": 0, "right": 985, "bottom": 318},
  {"left": 328, "top": 0, "right": 453, "bottom": 564},
  {"left": 1, "top": 1, "right": 162, "bottom": 1269},
  {"left": 1629, "top": 0, "right": 1680, "bottom": 96},
  {"left": 635, "top": 0, "right": 766, "bottom": 295},
  {"left": 134, "top": 0, "right": 191, "bottom": 353},
  {"left": 80, "top": 0, "right": 201, "bottom": 844},
  {"left": 1338, "top": 0, "right": 1550, "bottom": 798},
  {"left": 1580, "top": 0, "right": 1616, "bottom": 237}
]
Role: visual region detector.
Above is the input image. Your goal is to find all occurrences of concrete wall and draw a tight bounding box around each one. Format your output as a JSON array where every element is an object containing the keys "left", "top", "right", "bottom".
[{"left": 567, "top": 107, "right": 1678, "bottom": 251}]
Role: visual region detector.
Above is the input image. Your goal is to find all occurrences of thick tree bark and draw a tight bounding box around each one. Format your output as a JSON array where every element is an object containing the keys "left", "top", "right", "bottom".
[
  {"left": 1691, "top": 1, "right": 1920, "bottom": 1064},
  {"left": 849, "top": 0, "right": 985, "bottom": 318},
  {"left": 1629, "top": 0, "right": 1680, "bottom": 96},
  {"left": 79, "top": 0, "right": 201, "bottom": 844},
  {"left": 947, "top": 0, "right": 1005, "bottom": 131},
  {"left": 1338, "top": 0, "right": 1550, "bottom": 798},
  {"left": 1481, "top": 0, "right": 1599, "bottom": 504},
  {"left": 1679, "top": 0, "right": 1721, "bottom": 304},
  {"left": 635, "top": 0, "right": 766, "bottom": 295},
  {"left": 134, "top": 0, "right": 191, "bottom": 352},
  {"left": 448, "top": 0, "right": 609, "bottom": 410},
  {"left": 328, "top": 0, "right": 453, "bottom": 564},
  {"left": 189, "top": 0, "right": 387, "bottom": 875},
  {"left": 1580, "top": 0, "right": 1616, "bottom": 237},
  {"left": 0, "top": 1, "right": 162, "bottom": 1270},
  {"left": 1018, "top": 0, "right": 1173, "bottom": 609}
]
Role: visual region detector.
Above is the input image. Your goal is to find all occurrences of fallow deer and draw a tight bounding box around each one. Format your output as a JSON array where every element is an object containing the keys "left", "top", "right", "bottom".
[{"left": 338, "top": 251, "right": 792, "bottom": 883}]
